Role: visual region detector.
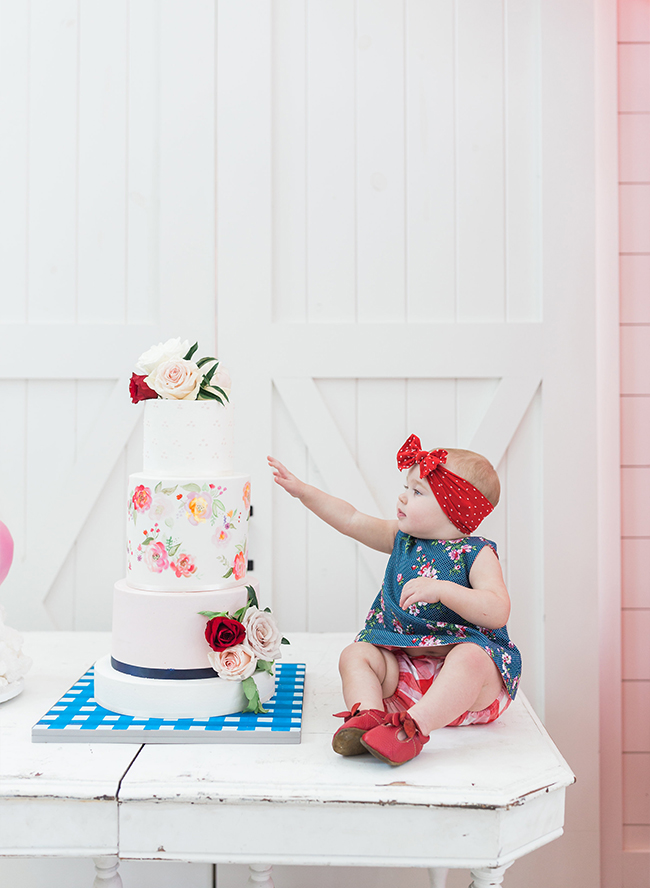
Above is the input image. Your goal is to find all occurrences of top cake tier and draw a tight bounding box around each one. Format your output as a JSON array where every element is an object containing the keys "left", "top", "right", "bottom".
[{"left": 143, "top": 399, "right": 234, "bottom": 476}]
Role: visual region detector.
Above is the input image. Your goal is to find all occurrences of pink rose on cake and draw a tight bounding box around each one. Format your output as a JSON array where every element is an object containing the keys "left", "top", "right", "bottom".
[
  {"left": 170, "top": 553, "right": 197, "bottom": 578},
  {"left": 212, "top": 526, "right": 230, "bottom": 547},
  {"left": 242, "top": 607, "right": 282, "bottom": 661},
  {"left": 132, "top": 485, "right": 152, "bottom": 512},
  {"left": 144, "top": 541, "right": 169, "bottom": 573},
  {"left": 233, "top": 550, "right": 246, "bottom": 581},
  {"left": 186, "top": 492, "right": 212, "bottom": 525},
  {"left": 149, "top": 493, "right": 173, "bottom": 521},
  {"left": 146, "top": 359, "right": 202, "bottom": 401},
  {"left": 207, "top": 643, "right": 257, "bottom": 681}
]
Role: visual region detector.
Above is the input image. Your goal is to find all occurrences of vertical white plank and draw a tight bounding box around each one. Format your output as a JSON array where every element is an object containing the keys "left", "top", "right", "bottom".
[
  {"left": 159, "top": 0, "right": 215, "bottom": 337},
  {"left": 272, "top": 0, "right": 307, "bottom": 323},
  {"left": 505, "top": 0, "right": 541, "bottom": 321},
  {"left": 456, "top": 0, "right": 505, "bottom": 321},
  {"left": 77, "top": 0, "right": 128, "bottom": 323},
  {"left": 505, "top": 389, "right": 543, "bottom": 715},
  {"left": 127, "top": 0, "right": 159, "bottom": 325},
  {"left": 28, "top": 0, "right": 78, "bottom": 322},
  {"left": 0, "top": 382, "right": 27, "bottom": 626},
  {"left": 405, "top": 0, "right": 456, "bottom": 322},
  {"left": 74, "top": 381, "right": 123, "bottom": 630},
  {"left": 28, "top": 381, "right": 76, "bottom": 629},
  {"left": 217, "top": 1, "right": 273, "bottom": 600},
  {"left": 306, "top": 0, "right": 356, "bottom": 321},
  {"left": 271, "top": 389, "right": 308, "bottom": 631},
  {"left": 406, "top": 379, "right": 457, "bottom": 448},
  {"left": 0, "top": 0, "right": 29, "bottom": 321},
  {"left": 356, "top": 0, "right": 406, "bottom": 322},
  {"left": 307, "top": 380, "right": 358, "bottom": 632},
  {"left": 456, "top": 378, "right": 500, "bottom": 449}
]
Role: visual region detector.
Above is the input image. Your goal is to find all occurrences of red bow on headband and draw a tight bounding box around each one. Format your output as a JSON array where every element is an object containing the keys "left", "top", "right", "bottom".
[{"left": 396, "top": 435, "right": 494, "bottom": 535}]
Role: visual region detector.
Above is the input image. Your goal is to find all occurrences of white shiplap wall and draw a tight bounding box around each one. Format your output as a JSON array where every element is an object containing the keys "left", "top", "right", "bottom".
[{"left": 0, "top": 2, "right": 613, "bottom": 887}]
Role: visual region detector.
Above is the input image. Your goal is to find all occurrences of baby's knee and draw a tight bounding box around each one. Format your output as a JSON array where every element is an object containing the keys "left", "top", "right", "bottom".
[{"left": 338, "top": 641, "right": 375, "bottom": 673}]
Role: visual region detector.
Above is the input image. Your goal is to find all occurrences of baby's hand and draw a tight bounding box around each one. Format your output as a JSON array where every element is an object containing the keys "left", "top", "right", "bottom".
[
  {"left": 267, "top": 456, "right": 306, "bottom": 499},
  {"left": 400, "top": 577, "right": 443, "bottom": 610}
]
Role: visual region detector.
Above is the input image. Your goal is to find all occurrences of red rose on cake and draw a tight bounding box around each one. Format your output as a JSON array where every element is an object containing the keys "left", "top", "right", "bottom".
[
  {"left": 170, "top": 553, "right": 197, "bottom": 578},
  {"left": 232, "top": 550, "right": 246, "bottom": 581},
  {"left": 132, "top": 485, "right": 152, "bottom": 512},
  {"left": 204, "top": 616, "right": 246, "bottom": 652}
]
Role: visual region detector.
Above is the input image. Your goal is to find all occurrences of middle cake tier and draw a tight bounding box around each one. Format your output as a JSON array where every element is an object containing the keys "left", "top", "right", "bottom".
[{"left": 126, "top": 472, "right": 251, "bottom": 591}]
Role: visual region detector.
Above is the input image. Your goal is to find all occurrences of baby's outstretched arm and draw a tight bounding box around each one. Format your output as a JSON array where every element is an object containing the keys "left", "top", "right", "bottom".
[{"left": 268, "top": 456, "right": 397, "bottom": 554}]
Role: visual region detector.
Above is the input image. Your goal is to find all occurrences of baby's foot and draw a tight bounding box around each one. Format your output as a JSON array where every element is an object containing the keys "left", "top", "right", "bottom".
[
  {"left": 332, "top": 703, "right": 389, "bottom": 756},
  {"left": 360, "top": 711, "right": 429, "bottom": 766}
]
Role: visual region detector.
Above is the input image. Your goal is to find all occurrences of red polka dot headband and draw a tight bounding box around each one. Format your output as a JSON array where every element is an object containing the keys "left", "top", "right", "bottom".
[{"left": 396, "top": 434, "right": 494, "bottom": 534}]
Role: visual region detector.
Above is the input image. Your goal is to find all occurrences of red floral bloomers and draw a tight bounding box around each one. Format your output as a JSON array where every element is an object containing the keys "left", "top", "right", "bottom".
[{"left": 382, "top": 649, "right": 511, "bottom": 726}]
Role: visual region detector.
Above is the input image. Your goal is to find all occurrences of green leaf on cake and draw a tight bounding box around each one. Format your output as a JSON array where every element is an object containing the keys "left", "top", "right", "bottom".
[
  {"left": 164, "top": 518, "right": 174, "bottom": 528},
  {"left": 198, "top": 610, "right": 229, "bottom": 619},
  {"left": 202, "top": 362, "right": 218, "bottom": 385},
  {"left": 281, "top": 637, "right": 290, "bottom": 645},
  {"left": 162, "top": 485, "right": 177, "bottom": 495},
  {"left": 155, "top": 482, "right": 162, "bottom": 494},
  {"left": 182, "top": 483, "right": 201, "bottom": 493},
  {"left": 143, "top": 536, "right": 154, "bottom": 546},
  {"left": 212, "top": 385, "right": 230, "bottom": 403},
  {"left": 196, "top": 355, "right": 217, "bottom": 368},
  {"left": 256, "top": 660, "right": 274, "bottom": 675},
  {"left": 241, "top": 676, "right": 268, "bottom": 714},
  {"left": 167, "top": 542, "right": 181, "bottom": 557},
  {"left": 222, "top": 568, "right": 233, "bottom": 579},
  {"left": 197, "top": 388, "right": 220, "bottom": 401},
  {"left": 246, "top": 585, "right": 259, "bottom": 608},
  {"left": 183, "top": 342, "right": 199, "bottom": 361},
  {"left": 213, "top": 499, "right": 225, "bottom": 514}
]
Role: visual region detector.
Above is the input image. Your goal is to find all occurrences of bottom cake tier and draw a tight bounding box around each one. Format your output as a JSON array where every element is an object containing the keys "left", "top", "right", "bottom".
[{"left": 93, "top": 654, "right": 276, "bottom": 718}]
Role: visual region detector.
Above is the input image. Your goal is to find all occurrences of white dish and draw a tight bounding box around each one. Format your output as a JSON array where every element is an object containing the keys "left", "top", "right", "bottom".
[{"left": 0, "top": 677, "right": 24, "bottom": 703}]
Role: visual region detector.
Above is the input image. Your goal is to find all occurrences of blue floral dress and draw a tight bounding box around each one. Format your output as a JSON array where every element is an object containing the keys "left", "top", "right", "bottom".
[{"left": 356, "top": 531, "right": 522, "bottom": 699}]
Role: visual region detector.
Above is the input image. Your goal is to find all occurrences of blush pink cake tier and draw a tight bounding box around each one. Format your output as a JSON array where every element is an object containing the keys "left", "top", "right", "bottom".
[{"left": 94, "top": 398, "right": 275, "bottom": 719}]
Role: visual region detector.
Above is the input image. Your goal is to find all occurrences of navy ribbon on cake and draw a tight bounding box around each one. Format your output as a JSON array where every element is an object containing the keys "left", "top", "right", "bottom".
[{"left": 111, "top": 657, "right": 217, "bottom": 681}]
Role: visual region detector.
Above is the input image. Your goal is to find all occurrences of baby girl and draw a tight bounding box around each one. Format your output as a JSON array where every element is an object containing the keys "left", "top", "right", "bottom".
[{"left": 268, "top": 435, "right": 521, "bottom": 766}]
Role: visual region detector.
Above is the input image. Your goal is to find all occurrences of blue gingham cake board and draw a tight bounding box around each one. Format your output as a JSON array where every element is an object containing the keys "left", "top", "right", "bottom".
[{"left": 32, "top": 662, "right": 305, "bottom": 744}]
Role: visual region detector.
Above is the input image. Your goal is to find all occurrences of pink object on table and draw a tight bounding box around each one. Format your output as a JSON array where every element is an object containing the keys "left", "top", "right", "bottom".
[{"left": 0, "top": 521, "right": 13, "bottom": 587}]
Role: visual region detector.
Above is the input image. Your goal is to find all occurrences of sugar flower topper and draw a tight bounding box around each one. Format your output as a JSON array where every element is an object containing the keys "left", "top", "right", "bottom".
[
  {"left": 129, "top": 338, "right": 231, "bottom": 404},
  {"left": 199, "top": 586, "right": 289, "bottom": 714}
]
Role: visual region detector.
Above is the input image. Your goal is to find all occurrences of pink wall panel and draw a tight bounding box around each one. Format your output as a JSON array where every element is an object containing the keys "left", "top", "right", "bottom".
[
  {"left": 619, "top": 44, "right": 650, "bottom": 112},
  {"left": 621, "top": 467, "right": 650, "bottom": 535},
  {"left": 623, "top": 752, "right": 650, "bottom": 822},
  {"left": 622, "top": 609, "right": 650, "bottom": 679},
  {"left": 621, "top": 396, "right": 650, "bottom": 464},
  {"left": 620, "top": 255, "right": 650, "bottom": 323},
  {"left": 619, "top": 0, "right": 650, "bottom": 42},
  {"left": 622, "top": 680, "right": 650, "bottom": 751},
  {"left": 619, "top": 113, "right": 650, "bottom": 181},
  {"left": 621, "top": 539, "right": 650, "bottom": 607},
  {"left": 619, "top": 184, "right": 650, "bottom": 252},
  {"left": 620, "top": 326, "right": 650, "bottom": 393}
]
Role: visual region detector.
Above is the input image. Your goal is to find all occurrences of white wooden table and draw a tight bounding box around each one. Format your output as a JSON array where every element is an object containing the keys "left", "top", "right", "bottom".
[{"left": 0, "top": 632, "right": 574, "bottom": 888}]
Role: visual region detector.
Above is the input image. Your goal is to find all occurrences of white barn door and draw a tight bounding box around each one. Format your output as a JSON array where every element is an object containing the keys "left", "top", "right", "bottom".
[
  {"left": 217, "top": 3, "right": 601, "bottom": 887},
  {"left": 0, "top": 1, "right": 217, "bottom": 633}
]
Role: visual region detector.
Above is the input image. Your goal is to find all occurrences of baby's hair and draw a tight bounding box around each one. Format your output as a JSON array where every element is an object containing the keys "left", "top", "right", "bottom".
[{"left": 443, "top": 448, "right": 501, "bottom": 507}]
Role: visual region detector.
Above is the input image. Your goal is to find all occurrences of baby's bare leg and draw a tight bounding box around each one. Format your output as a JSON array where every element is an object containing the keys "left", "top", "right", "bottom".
[
  {"left": 408, "top": 644, "right": 504, "bottom": 736},
  {"left": 338, "top": 642, "right": 399, "bottom": 710}
]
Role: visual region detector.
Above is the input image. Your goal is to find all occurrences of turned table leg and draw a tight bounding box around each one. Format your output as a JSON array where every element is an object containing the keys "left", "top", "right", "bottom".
[
  {"left": 429, "top": 867, "right": 449, "bottom": 887},
  {"left": 92, "top": 856, "right": 123, "bottom": 888},
  {"left": 248, "top": 863, "right": 274, "bottom": 887},
  {"left": 469, "top": 862, "right": 513, "bottom": 887}
]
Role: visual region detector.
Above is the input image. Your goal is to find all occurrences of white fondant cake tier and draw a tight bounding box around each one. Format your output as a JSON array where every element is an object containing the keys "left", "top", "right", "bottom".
[
  {"left": 93, "top": 654, "right": 276, "bottom": 718},
  {"left": 143, "top": 399, "right": 234, "bottom": 476},
  {"left": 126, "top": 471, "right": 250, "bottom": 591},
  {"left": 111, "top": 578, "right": 255, "bottom": 672}
]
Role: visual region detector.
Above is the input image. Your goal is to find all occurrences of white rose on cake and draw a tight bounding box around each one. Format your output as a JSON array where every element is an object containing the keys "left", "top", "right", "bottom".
[
  {"left": 135, "top": 338, "right": 190, "bottom": 375},
  {"left": 208, "top": 643, "right": 258, "bottom": 681},
  {"left": 242, "top": 607, "right": 282, "bottom": 661},
  {"left": 146, "top": 359, "right": 202, "bottom": 400}
]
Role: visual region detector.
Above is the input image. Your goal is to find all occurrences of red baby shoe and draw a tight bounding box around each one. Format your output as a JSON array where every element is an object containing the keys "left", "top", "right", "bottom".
[
  {"left": 332, "top": 702, "right": 389, "bottom": 756},
  {"left": 360, "top": 710, "right": 429, "bottom": 766}
]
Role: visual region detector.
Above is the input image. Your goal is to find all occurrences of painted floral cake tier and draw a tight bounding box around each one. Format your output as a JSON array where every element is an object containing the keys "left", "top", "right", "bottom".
[{"left": 126, "top": 471, "right": 251, "bottom": 591}]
